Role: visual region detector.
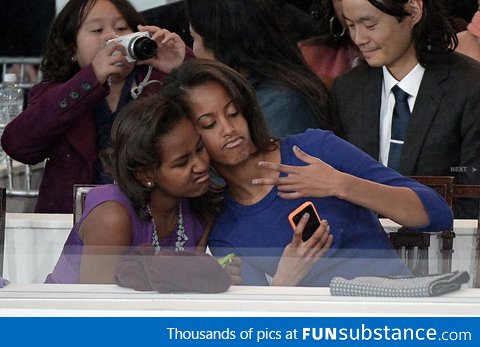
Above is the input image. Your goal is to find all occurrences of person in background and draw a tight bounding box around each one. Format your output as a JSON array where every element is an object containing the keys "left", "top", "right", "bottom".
[
  {"left": 456, "top": 5, "right": 480, "bottom": 61},
  {"left": 299, "top": 0, "right": 362, "bottom": 88},
  {"left": 273, "top": 0, "right": 321, "bottom": 43},
  {"left": 1, "top": 0, "right": 189, "bottom": 213},
  {"left": 184, "top": 0, "right": 338, "bottom": 138},
  {"left": 331, "top": 0, "right": 480, "bottom": 218},
  {"left": 141, "top": 1, "right": 191, "bottom": 45},
  {"left": 162, "top": 59, "right": 453, "bottom": 286},
  {"left": 46, "top": 94, "right": 220, "bottom": 284},
  {"left": 444, "top": 0, "right": 478, "bottom": 32}
]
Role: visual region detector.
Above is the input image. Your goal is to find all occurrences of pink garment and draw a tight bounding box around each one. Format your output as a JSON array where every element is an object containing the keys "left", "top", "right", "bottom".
[
  {"left": 456, "top": 30, "right": 480, "bottom": 62},
  {"left": 467, "top": 11, "right": 480, "bottom": 37},
  {"left": 299, "top": 40, "right": 361, "bottom": 88}
]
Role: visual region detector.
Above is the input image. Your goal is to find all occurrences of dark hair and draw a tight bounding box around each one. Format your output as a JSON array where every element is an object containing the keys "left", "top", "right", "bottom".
[
  {"left": 40, "top": 0, "right": 146, "bottom": 82},
  {"left": 162, "top": 59, "right": 274, "bottom": 154},
  {"left": 310, "top": 0, "right": 350, "bottom": 47},
  {"left": 110, "top": 93, "right": 219, "bottom": 222},
  {"left": 184, "top": 0, "right": 335, "bottom": 131},
  {"left": 366, "top": 0, "right": 458, "bottom": 66}
]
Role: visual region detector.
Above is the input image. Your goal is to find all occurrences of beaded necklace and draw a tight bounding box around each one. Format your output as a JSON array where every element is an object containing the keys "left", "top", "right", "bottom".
[{"left": 146, "top": 201, "right": 188, "bottom": 254}]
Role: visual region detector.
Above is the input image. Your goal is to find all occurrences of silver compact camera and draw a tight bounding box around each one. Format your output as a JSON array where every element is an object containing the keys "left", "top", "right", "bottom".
[{"left": 108, "top": 32, "right": 158, "bottom": 62}]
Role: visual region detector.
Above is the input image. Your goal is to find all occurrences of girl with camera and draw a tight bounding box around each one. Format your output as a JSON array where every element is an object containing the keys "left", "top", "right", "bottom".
[{"left": 1, "top": 0, "right": 189, "bottom": 213}]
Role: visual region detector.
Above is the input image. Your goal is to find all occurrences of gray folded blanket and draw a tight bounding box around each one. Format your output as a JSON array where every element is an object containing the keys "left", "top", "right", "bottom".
[{"left": 330, "top": 271, "right": 470, "bottom": 297}]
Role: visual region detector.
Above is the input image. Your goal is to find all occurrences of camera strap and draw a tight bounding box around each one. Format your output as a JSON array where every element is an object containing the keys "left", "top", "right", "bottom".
[{"left": 130, "top": 65, "right": 162, "bottom": 99}]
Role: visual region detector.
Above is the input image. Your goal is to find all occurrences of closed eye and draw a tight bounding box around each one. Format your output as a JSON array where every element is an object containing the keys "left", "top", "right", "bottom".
[
  {"left": 202, "top": 121, "right": 216, "bottom": 129},
  {"left": 173, "top": 157, "right": 188, "bottom": 168},
  {"left": 116, "top": 26, "right": 129, "bottom": 33}
]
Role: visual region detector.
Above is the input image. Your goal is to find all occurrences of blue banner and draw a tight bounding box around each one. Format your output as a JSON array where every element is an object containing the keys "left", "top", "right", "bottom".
[{"left": 1, "top": 317, "right": 478, "bottom": 347}]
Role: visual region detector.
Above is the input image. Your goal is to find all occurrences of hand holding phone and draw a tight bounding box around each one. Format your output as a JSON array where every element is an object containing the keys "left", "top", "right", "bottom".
[{"left": 288, "top": 201, "right": 321, "bottom": 242}]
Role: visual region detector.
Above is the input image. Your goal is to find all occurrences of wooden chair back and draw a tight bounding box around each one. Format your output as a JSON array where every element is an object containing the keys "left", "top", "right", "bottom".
[
  {"left": 389, "top": 176, "right": 454, "bottom": 276},
  {"left": 72, "top": 184, "right": 98, "bottom": 225}
]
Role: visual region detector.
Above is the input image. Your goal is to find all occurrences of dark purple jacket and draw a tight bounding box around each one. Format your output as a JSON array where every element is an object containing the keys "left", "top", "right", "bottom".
[{"left": 1, "top": 64, "right": 165, "bottom": 213}]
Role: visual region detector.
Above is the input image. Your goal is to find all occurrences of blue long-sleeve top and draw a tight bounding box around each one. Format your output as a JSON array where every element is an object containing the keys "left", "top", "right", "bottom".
[{"left": 208, "top": 129, "right": 454, "bottom": 286}]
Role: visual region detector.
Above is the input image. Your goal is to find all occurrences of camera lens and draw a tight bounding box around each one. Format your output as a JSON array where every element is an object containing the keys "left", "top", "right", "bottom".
[{"left": 130, "top": 37, "right": 158, "bottom": 60}]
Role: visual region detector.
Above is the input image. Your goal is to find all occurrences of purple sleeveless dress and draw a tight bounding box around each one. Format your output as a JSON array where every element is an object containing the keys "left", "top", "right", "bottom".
[{"left": 46, "top": 184, "right": 206, "bottom": 283}]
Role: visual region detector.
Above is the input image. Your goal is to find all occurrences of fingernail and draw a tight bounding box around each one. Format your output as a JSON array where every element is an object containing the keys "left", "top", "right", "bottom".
[
  {"left": 251, "top": 179, "right": 259, "bottom": 185},
  {"left": 293, "top": 145, "right": 299, "bottom": 151},
  {"left": 303, "top": 212, "right": 310, "bottom": 219},
  {"left": 322, "top": 220, "right": 330, "bottom": 232},
  {"left": 257, "top": 161, "right": 266, "bottom": 167}
]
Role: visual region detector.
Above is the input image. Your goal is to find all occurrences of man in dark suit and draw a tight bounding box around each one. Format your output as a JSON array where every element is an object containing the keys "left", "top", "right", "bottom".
[{"left": 331, "top": 0, "right": 480, "bottom": 218}]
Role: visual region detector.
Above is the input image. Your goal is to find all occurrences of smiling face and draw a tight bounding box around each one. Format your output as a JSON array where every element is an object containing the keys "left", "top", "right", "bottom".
[
  {"left": 152, "top": 117, "right": 210, "bottom": 198},
  {"left": 342, "top": 0, "right": 422, "bottom": 79},
  {"left": 186, "top": 80, "right": 256, "bottom": 167},
  {"left": 75, "top": 0, "right": 134, "bottom": 67}
]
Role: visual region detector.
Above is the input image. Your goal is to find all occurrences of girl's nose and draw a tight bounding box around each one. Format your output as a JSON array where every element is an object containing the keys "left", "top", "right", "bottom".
[
  {"left": 104, "top": 31, "right": 119, "bottom": 42},
  {"left": 220, "top": 119, "right": 235, "bottom": 136},
  {"left": 193, "top": 154, "right": 209, "bottom": 173}
]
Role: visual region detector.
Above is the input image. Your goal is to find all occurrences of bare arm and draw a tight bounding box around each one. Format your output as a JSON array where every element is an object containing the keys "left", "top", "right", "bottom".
[
  {"left": 79, "top": 201, "right": 132, "bottom": 284},
  {"left": 253, "top": 145, "right": 429, "bottom": 228}
]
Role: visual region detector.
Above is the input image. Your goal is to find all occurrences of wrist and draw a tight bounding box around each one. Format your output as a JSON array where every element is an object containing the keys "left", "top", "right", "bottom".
[
  {"left": 271, "top": 272, "right": 296, "bottom": 287},
  {"left": 332, "top": 171, "right": 351, "bottom": 200}
]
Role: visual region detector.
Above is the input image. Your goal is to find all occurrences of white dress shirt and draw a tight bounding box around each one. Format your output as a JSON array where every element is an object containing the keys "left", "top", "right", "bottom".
[{"left": 379, "top": 64, "right": 425, "bottom": 166}]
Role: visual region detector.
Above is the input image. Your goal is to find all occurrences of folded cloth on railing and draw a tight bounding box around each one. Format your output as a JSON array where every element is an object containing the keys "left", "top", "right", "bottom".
[
  {"left": 115, "top": 245, "right": 231, "bottom": 293},
  {"left": 0, "top": 277, "right": 10, "bottom": 288},
  {"left": 329, "top": 271, "right": 470, "bottom": 297}
]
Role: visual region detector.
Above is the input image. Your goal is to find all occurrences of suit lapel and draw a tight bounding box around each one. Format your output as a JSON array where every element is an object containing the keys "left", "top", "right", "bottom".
[
  {"left": 399, "top": 58, "right": 449, "bottom": 174},
  {"left": 360, "top": 68, "right": 383, "bottom": 159}
]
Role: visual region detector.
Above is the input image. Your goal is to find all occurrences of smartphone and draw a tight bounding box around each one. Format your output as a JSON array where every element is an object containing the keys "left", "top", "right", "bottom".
[{"left": 288, "top": 201, "right": 321, "bottom": 242}]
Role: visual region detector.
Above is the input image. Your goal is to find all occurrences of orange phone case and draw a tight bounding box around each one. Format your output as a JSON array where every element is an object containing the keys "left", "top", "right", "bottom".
[{"left": 288, "top": 201, "right": 321, "bottom": 230}]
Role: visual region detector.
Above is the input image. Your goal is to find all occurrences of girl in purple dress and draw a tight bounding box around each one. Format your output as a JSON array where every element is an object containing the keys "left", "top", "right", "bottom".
[{"left": 46, "top": 94, "right": 220, "bottom": 284}]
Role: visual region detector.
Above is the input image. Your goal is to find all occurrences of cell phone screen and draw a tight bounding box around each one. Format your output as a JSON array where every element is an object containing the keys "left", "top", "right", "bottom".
[{"left": 291, "top": 204, "right": 321, "bottom": 242}]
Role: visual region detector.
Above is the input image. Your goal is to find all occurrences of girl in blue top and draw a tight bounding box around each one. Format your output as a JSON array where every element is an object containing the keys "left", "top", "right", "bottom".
[{"left": 162, "top": 59, "right": 454, "bottom": 287}]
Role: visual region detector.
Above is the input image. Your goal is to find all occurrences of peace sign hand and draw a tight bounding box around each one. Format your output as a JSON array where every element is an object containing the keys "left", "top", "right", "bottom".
[{"left": 252, "top": 145, "right": 344, "bottom": 199}]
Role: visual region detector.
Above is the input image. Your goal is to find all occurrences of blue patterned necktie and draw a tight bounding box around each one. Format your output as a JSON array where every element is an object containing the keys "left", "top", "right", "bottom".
[{"left": 387, "top": 85, "right": 410, "bottom": 170}]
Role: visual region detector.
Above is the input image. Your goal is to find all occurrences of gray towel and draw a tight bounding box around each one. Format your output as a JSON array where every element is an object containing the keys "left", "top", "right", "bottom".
[{"left": 330, "top": 271, "right": 470, "bottom": 297}]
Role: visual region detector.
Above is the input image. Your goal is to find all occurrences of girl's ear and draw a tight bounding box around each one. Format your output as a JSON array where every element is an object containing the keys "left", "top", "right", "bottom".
[{"left": 134, "top": 167, "right": 155, "bottom": 188}]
